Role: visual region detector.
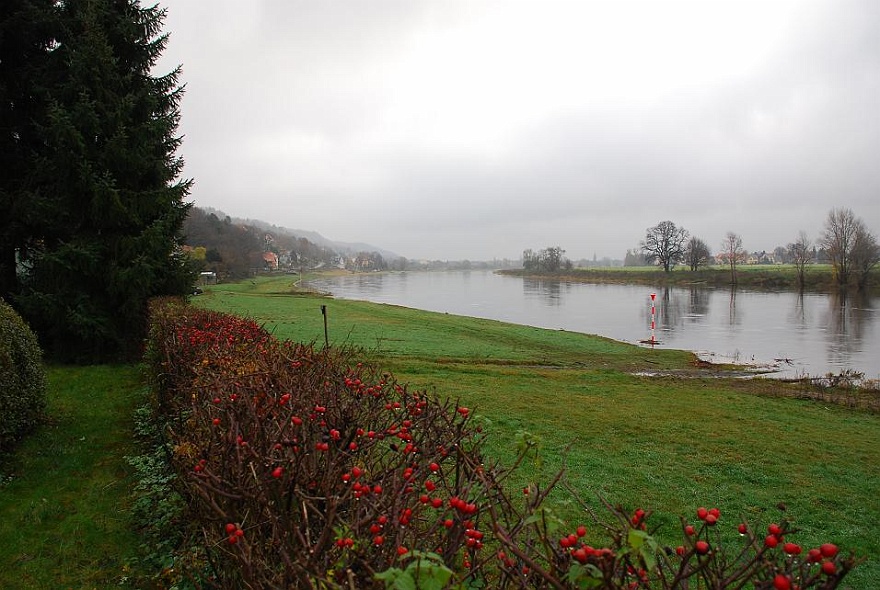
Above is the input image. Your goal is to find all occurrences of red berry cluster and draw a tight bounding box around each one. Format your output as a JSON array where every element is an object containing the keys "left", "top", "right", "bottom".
[
  {"left": 557, "top": 524, "right": 615, "bottom": 565},
  {"left": 224, "top": 523, "right": 244, "bottom": 545},
  {"left": 697, "top": 506, "right": 720, "bottom": 526},
  {"left": 630, "top": 507, "right": 647, "bottom": 529}
]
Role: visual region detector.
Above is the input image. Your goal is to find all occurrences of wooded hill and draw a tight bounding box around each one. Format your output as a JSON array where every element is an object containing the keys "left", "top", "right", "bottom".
[{"left": 183, "top": 207, "right": 392, "bottom": 278}]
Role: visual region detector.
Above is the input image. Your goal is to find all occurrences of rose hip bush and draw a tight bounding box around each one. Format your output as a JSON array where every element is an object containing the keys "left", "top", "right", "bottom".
[{"left": 143, "top": 298, "right": 859, "bottom": 588}]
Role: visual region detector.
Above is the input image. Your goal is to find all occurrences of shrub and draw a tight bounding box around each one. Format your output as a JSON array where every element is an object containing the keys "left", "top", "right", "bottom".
[
  {"left": 0, "top": 298, "right": 47, "bottom": 451},
  {"left": 142, "top": 300, "right": 861, "bottom": 588}
]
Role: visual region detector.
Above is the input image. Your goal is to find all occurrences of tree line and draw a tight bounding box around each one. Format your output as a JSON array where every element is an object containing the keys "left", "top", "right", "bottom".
[
  {"left": 636, "top": 209, "right": 879, "bottom": 289},
  {"left": 522, "top": 246, "right": 572, "bottom": 273}
]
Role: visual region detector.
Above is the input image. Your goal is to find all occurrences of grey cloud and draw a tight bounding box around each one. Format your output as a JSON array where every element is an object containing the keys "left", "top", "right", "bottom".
[{"left": 159, "top": 0, "right": 880, "bottom": 261}]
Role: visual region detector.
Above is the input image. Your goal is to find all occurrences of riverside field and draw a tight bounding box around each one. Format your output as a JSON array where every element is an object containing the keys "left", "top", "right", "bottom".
[
  {"left": 192, "top": 275, "right": 880, "bottom": 587},
  {"left": 0, "top": 273, "right": 877, "bottom": 587}
]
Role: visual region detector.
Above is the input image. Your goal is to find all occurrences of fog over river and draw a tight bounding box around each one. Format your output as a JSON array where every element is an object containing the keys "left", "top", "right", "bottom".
[{"left": 306, "top": 271, "right": 879, "bottom": 380}]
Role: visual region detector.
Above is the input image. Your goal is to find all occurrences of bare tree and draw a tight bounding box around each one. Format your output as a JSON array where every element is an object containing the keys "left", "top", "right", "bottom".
[
  {"left": 852, "top": 224, "right": 879, "bottom": 290},
  {"left": 773, "top": 246, "right": 788, "bottom": 264},
  {"left": 821, "top": 208, "right": 861, "bottom": 287},
  {"left": 684, "top": 237, "right": 711, "bottom": 271},
  {"left": 541, "top": 246, "right": 566, "bottom": 272},
  {"left": 787, "top": 231, "right": 812, "bottom": 290},
  {"left": 721, "top": 232, "right": 746, "bottom": 284},
  {"left": 640, "top": 221, "right": 689, "bottom": 272},
  {"left": 522, "top": 249, "right": 537, "bottom": 271}
]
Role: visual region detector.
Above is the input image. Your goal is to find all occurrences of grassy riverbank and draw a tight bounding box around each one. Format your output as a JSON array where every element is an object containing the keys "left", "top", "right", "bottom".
[{"left": 194, "top": 275, "right": 880, "bottom": 586}]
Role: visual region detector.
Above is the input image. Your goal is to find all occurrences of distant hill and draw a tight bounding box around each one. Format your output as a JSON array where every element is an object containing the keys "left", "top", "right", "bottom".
[
  {"left": 184, "top": 207, "right": 400, "bottom": 278},
  {"left": 187, "top": 207, "right": 521, "bottom": 273},
  {"left": 237, "top": 216, "right": 401, "bottom": 261}
]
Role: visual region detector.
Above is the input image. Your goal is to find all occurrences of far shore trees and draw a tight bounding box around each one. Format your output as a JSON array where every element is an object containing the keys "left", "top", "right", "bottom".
[
  {"left": 640, "top": 221, "right": 689, "bottom": 272},
  {"left": 522, "top": 246, "right": 571, "bottom": 272},
  {"left": 720, "top": 232, "right": 746, "bottom": 285},
  {"left": 821, "top": 207, "right": 879, "bottom": 289},
  {"left": 788, "top": 231, "right": 812, "bottom": 290},
  {"left": 852, "top": 222, "right": 880, "bottom": 290},
  {"left": 684, "top": 237, "right": 712, "bottom": 271},
  {"left": 822, "top": 208, "right": 859, "bottom": 288}
]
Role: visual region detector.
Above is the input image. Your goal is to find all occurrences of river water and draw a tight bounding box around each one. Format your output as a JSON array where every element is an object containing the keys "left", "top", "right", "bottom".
[{"left": 306, "top": 271, "right": 879, "bottom": 380}]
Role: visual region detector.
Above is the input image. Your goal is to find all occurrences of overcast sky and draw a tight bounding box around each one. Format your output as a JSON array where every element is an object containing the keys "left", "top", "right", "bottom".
[{"left": 156, "top": 0, "right": 879, "bottom": 261}]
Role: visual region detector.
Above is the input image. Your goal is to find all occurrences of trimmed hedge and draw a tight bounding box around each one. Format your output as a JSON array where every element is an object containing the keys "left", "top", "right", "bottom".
[{"left": 0, "top": 298, "right": 47, "bottom": 451}]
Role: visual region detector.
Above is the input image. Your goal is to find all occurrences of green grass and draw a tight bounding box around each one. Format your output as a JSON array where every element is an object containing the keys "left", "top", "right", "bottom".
[
  {"left": 195, "top": 276, "right": 880, "bottom": 586},
  {"left": 0, "top": 365, "right": 146, "bottom": 589}
]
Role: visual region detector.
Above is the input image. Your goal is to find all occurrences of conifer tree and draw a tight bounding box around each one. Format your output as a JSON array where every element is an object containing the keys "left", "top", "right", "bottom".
[
  {"left": 0, "top": 0, "right": 57, "bottom": 301},
  {"left": 4, "top": 0, "right": 193, "bottom": 361}
]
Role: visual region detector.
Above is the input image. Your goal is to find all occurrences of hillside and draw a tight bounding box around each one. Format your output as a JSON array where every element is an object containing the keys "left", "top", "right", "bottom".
[{"left": 183, "top": 206, "right": 397, "bottom": 278}]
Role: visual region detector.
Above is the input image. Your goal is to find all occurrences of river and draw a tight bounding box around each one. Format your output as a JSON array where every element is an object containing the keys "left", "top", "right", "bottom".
[{"left": 306, "top": 270, "right": 879, "bottom": 380}]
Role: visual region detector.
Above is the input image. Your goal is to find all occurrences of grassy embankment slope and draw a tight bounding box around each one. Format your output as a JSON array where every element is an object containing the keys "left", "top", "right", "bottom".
[{"left": 193, "top": 275, "right": 880, "bottom": 586}]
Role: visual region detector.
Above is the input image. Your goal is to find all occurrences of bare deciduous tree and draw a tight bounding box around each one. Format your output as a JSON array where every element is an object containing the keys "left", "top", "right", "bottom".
[
  {"left": 640, "top": 221, "right": 689, "bottom": 272},
  {"left": 821, "top": 208, "right": 861, "bottom": 288},
  {"left": 684, "top": 237, "right": 711, "bottom": 271},
  {"left": 787, "top": 231, "right": 812, "bottom": 290},
  {"left": 721, "top": 232, "right": 746, "bottom": 284},
  {"left": 852, "top": 224, "right": 879, "bottom": 290}
]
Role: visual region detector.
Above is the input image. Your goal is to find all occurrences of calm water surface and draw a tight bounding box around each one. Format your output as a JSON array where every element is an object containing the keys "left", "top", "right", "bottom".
[{"left": 307, "top": 271, "right": 879, "bottom": 379}]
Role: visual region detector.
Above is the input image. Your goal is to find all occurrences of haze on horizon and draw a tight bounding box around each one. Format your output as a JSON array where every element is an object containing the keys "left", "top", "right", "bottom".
[{"left": 157, "top": 0, "right": 880, "bottom": 262}]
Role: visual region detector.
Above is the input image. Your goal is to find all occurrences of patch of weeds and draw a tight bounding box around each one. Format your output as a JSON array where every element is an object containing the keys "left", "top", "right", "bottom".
[{"left": 125, "top": 403, "right": 196, "bottom": 587}]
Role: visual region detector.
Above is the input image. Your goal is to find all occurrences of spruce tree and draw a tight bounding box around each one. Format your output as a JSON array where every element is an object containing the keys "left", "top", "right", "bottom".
[
  {"left": 0, "top": 0, "right": 57, "bottom": 301},
  {"left": 7, "top": 0, "right": 193, "bottom": 361}
]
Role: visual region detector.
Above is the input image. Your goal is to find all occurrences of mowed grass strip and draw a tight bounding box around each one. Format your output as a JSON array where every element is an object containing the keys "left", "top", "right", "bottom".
[
  {"left": 0, "top": 365, "right": 144, "bottom": 589},
  {"left": 196, "top": 276, "right": 880, "bottom": 586}
]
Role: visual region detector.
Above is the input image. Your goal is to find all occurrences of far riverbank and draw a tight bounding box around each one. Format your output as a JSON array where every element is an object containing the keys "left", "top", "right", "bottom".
[
  {"left": 499, "top": 264, "right": 878, "bottom": 292},
  {"left": 305, "top": 269, "right": 879, "bottom": 381}
]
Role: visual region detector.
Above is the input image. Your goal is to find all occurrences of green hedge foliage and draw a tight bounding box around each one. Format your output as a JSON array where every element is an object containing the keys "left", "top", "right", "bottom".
[{"left": 0, "top": 298, "right": 47, "bottom": 450}]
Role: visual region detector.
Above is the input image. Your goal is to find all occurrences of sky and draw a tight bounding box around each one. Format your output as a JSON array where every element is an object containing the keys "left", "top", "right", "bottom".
[{"left": 155, "top": 0, "right": 880, "bottom": 262}]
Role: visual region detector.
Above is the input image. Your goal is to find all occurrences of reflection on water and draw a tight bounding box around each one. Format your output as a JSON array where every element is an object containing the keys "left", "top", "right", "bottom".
[
  {"left": 728, "top": 289, "right": 739, "bottom": 327},
  {"left": 790, "top": 292, "right": 807, "bottom": 329},
  {"left": 824, "top": 290, "right": 873, "bottom": 369},
  {"left": 307, "top": 271, "right": 878, "bottom": 379},
  {"left": 523, "top": 278, "right": 567, "bottom": 305},
  {"left": 687, "top": 286, "right": 711, "bottom": 320}
]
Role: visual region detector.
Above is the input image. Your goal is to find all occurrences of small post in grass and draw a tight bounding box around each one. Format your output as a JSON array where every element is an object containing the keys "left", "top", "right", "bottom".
[{"left": 321, "top": 304, "right": 329, "bottom": 348}]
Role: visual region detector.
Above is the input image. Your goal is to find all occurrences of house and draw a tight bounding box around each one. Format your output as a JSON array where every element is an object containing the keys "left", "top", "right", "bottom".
[
  {"left": 747, "top": 251, "right": 775, "bottom": 265},
  {"left": 262, "top": 251, "right": 279, "bottom": 271}
]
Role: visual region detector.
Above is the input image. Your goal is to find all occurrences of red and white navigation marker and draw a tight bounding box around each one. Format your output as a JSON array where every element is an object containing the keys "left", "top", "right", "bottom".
[{"left": 640, "top": 292, "right": 661, "bottom": 346}]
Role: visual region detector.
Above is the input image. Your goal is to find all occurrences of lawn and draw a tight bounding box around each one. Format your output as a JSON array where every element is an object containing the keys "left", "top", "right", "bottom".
[
  {"left": 194, "top": 275, "right": 880, "bottom": 587},
  {"left": 0, "top": 365, "right": 146, "bottom": 588}
]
